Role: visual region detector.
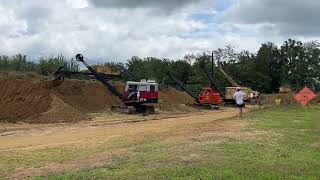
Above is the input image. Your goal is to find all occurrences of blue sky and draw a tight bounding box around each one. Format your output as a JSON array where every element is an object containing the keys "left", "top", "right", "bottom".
[{"left": 215, "top": 0, "right": 234, "bottom": 11}]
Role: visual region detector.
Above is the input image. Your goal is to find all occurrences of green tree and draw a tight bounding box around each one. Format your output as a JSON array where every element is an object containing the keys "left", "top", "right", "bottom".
[
  {"left": 169, "top": 60, "right": 192, "bottom": 83},
  {"left": 255, "top": 42, "right": 281, "bottom": 93},
  {"left": 280, "top": 39, "right": 307, "bottom": 90}
]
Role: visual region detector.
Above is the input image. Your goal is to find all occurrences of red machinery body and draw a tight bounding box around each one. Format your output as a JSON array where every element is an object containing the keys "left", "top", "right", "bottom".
[
  {"left": 122, "top": 80, "right": 159, "bottom": 104},
  {"left": 137, "top": 91, "right": 159, "bottom": 103},
  {"left": 198, "top": 87, "right": 222, "bottom": 105},
  {"left": 75, "top": 53, "right": 159, "bottom": 114},
  {"left": 166, "top": 71, "right": 222, "bottom": 109}
]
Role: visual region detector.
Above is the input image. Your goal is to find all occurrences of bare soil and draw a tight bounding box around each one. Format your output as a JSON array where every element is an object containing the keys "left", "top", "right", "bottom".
[
  {"left": 0, "top": 108, "right": 244, "bottom": 151},
  {"left": 0, "top": 108, "right": 248, "bottom": 178},
  {"left": 0, "top": 71, "right": 252, "bottom": 178},
  {"left": 0, "top": 73, "right": 194, "bottom": 123}
]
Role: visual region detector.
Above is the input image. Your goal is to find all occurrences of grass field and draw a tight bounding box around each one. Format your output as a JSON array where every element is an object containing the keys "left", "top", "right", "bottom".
[
  {"left": 27, "top": 105, "right": 320, "bottom": 179},
  {"left": 1, "top": 105, "right": 319, "bottom": 179}
]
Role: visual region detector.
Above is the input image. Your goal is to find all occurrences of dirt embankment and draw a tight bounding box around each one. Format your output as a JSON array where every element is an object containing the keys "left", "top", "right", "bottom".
[
  {"left": 157, "top": 87, "right": 194, "bottom": 112},
  {"left": 0, "top": 72, "right": 193, "bottom": 123},
  {"left": 262, "top": 93, "right": 295, "bottom": 105},
  {"left": 0, "top": 78, "right": 52, "bottom": 122},
  {"left": 262, "top": 92, "right": 319, "bottom": 105}
]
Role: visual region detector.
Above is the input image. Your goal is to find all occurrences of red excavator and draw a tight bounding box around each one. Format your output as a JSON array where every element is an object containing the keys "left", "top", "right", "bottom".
[
  {"left": 75, "top": 54, "right": 159, "bottom": 114},
  {"left": 166, "top": 71, "right": 222, "bottom": 109}
]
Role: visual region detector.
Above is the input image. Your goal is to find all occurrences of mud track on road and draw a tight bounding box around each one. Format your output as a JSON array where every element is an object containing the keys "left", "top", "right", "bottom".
[
  {"left": 0, "top": 108, "right": 250, "bottom": 179},
  {"left": 0, "top": 108, "right": 245, "bottom": 151}
]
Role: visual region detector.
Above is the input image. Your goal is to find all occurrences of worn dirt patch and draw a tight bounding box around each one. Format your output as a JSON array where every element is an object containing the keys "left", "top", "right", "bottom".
[
  {"left": 0, "top": 108, "right": 254, "bottom": 179},
  {"left": 0, "top": 108, "right": 244, "bottom": 151},
  {"left": 10, "top": 148, "right": 130, "bottom": 179}
]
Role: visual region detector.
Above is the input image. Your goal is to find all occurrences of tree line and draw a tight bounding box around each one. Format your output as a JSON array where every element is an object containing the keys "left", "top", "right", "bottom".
[
  {"left": 125, "top": 39, "right": 320, "bottom": 93},
  {"left": 0, "top": 39, "right": 319, "bottom": 93},
  {"left": 0, "top": 54, "right": 79, "bottom": 75}
]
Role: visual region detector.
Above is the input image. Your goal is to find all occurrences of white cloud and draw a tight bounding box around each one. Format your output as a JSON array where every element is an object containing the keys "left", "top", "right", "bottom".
[
  {"left": 67, "top": 0, "right": 89, "bottom": 9},
  {"left": 1, "top": 0, "right": 230, "bottom": 61},
  {"left": 224, "top": 0, "right": 320, "bottom": 37},
  {"left": 4, "top": 0, "right": 317, "bottom": 62}
]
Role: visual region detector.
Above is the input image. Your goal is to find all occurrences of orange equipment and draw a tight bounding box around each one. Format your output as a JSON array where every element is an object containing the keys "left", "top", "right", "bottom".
[
  {"left": 167, "top": 72, "right": 222, "bottom": 109},
  {"left": 198, "top": 87, "right": 222, "bottom": 107}
]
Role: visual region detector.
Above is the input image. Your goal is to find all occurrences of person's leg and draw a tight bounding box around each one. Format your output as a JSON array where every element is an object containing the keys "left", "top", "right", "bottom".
[
  {"left": 240, "top": 106, "right": 243, "bottom": 117},
  {"left": 237, "top": 105, "right": 241, "bottom": 119}
]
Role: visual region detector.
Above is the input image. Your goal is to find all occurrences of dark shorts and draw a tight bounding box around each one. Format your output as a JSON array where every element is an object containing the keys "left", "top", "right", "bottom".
[{"left": 236, "top": 103, "right": 245, "bottom": 108}]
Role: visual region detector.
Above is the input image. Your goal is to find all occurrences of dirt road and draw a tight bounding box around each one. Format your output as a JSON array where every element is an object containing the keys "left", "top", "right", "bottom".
[
  {"left": 0, "top": 108, "right": 244, "bottom": 152},
  {"left": 0, "top": 107, "right": 253, "bottom": 179}
]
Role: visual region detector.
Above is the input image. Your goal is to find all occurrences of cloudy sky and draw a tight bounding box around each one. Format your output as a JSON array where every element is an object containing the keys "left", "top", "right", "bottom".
[{"left": 0, "top": 0, "right": 319, "bottom": 62}]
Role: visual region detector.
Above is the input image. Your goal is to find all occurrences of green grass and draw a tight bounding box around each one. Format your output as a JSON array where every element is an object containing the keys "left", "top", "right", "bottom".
[
  {"left": 4, "top": 105, "right": 320, "bottom": 179},
  {"left": 0, "top": 137, "right": 135, "bottom": 175}
]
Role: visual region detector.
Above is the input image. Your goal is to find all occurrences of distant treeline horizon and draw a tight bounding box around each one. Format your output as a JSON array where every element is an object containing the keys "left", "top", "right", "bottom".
[{"left": 1, "top": 38, "right": 319, "bottom": 93}]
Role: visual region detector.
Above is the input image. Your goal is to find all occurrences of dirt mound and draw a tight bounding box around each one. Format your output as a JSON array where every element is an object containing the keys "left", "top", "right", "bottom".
[
  {"left": 0, "top": 78, "right": 121, "bottom": 123},
  {"left": 0, "top": 79, "right": 52, "bottom": 123},
  {"left": 157, "top": 87, "right": 194, "bottom": 111},
  {"left": 26, "top": 94, "right": 86, "bottom": 123},
  {"left": 0, "top": 74, "right": 194, "bottom": 123},
  {"left": 53, "top": 80, "right": 121, "bottom": 112}
]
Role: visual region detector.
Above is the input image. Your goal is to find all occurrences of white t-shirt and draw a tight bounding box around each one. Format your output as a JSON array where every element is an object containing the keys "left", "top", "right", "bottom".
[{"left": 233, "top": 91, "right": 246, "bottom": 105}]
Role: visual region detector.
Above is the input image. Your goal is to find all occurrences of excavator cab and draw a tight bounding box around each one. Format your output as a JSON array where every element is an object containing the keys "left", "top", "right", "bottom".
[
  {"left": 123, "top": 80, "right": 159, "bottom": 103},
  {"left": 166, "top": 71, "right": 222, "bottom": 109},
  {"left": 198, "top": 88, "right": 222, "bottom": 108},
  {"left": 75, "top": 54, "right": 158, "bottom": 115}
]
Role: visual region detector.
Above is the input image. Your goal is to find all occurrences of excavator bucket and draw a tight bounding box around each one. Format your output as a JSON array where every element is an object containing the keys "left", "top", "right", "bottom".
[
  {"left": 42, "top": 76, "right": 64, "bottom": 89},
  {"left": 45, "top": 66, "right": 65, "bottom": 88}
]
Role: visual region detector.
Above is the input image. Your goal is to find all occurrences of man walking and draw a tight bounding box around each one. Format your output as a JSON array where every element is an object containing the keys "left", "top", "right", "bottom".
[{"left": 233, "top": 87, "right": 246, "bottom": 118}]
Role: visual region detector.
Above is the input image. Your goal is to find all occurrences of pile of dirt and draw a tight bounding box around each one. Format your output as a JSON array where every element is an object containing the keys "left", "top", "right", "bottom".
[
  {"left": 0, "top": 79, "right": 52, "bottom": 123},
  {"left": 25, "top": 94, "right": 87, "bottom": 123},
  {"left": 157, "top": 87, "right": 194, "bottom": 111},
  {"left": 0, "top": 74, "right": 194, "bottom": 123},
  {"left": 52, "top": 81, "right": 121, "bottom": 112}
]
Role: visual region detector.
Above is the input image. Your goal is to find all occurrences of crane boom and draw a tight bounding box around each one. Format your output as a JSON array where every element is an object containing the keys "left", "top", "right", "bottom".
[
  {"left": 117, "top": 66, "right": 139, "bottom": 81},
  {"left": 218, "top": 67, "right": 240, "bottom": 87},
  {"left": 166, "top": 72, "right": 198, "bottom": 101},
  {"left": 312, "top": 78, "right": 320, "bottom": 85},
  {"left": 202, "top": 68, "right": 225, "bottom": 98},
  {"left": 75, "top": 54, "right": 123, "bottom": 99}
]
